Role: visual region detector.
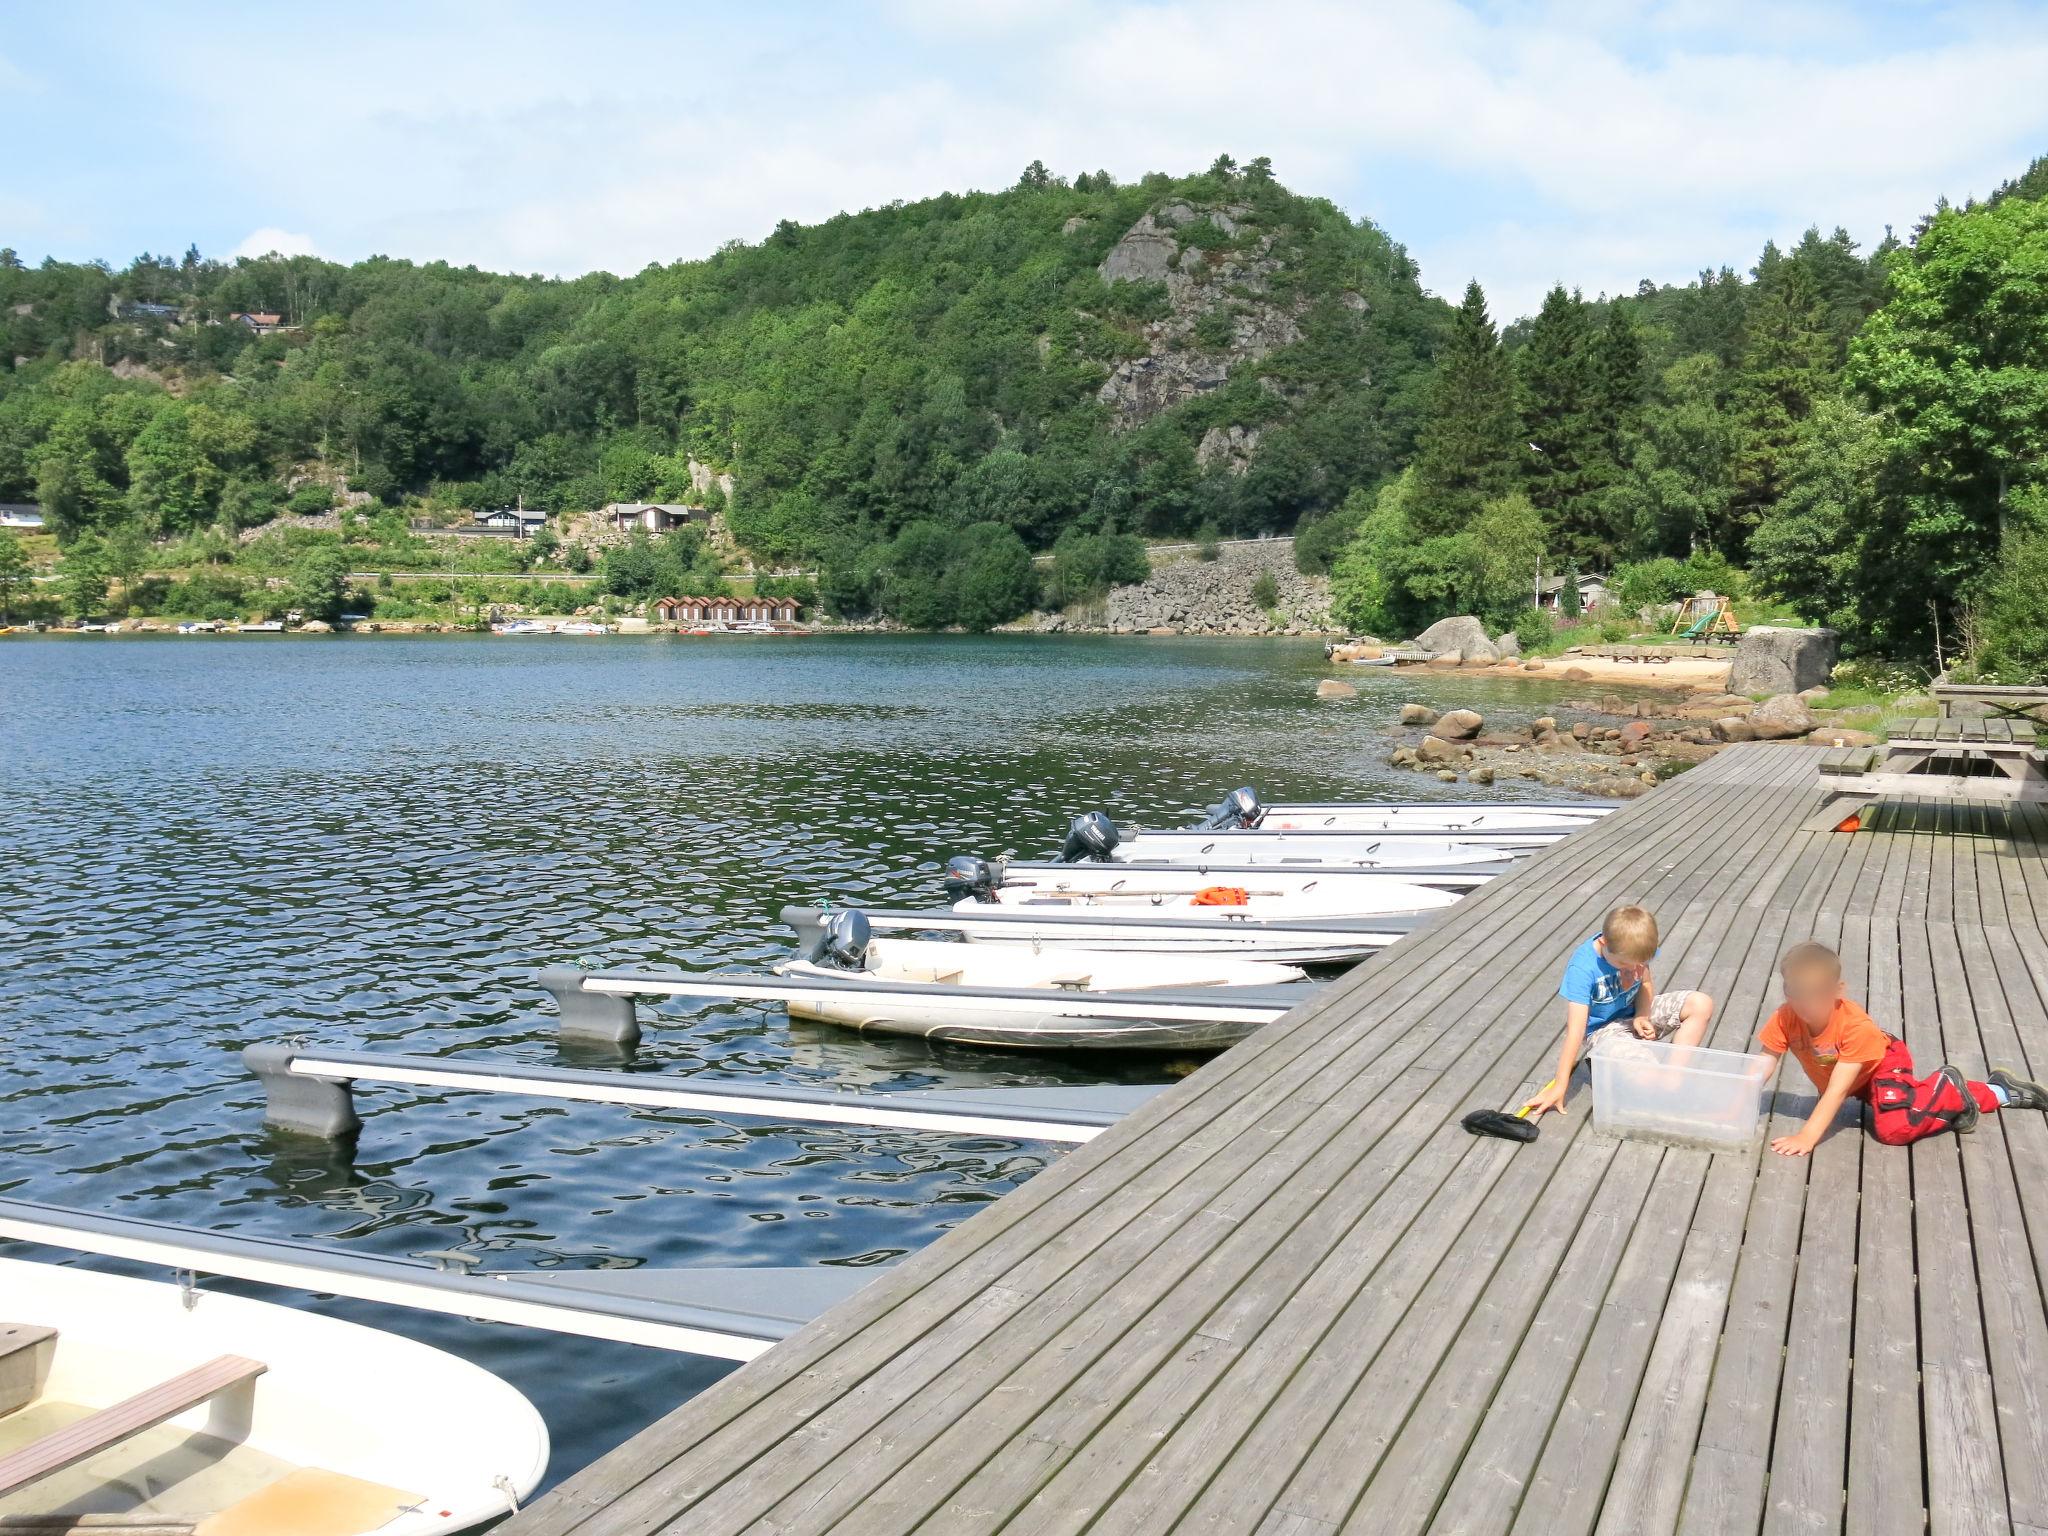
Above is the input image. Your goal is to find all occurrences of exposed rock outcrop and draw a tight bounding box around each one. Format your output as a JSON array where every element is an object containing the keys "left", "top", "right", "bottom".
[
  {"left": 1413, "top": 615, "right": 1498, "bottom": 663},
  {"left": 1094, "top": 200, "right": 1311, "bottom": 446},
  {"left": 1729, "top": 626, "right": 1837, "bottom": 697},
  {"left": 1748, "top": 693, "right": 1820, "bottom": 739}
]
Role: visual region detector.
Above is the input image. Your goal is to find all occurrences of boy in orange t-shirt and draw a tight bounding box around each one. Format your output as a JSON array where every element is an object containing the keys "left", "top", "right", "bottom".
[{"left": 1760, "top": 941, "right": 2047, "bottom": 1155}]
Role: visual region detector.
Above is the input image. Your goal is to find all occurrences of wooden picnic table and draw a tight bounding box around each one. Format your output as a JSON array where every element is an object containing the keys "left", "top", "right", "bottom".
[
  {"left": 1811, "top": 715, "right": 2046, "bottom": 828},
  {"left": 1933, "top": 680, "right": 2048, "bottom": 722}
]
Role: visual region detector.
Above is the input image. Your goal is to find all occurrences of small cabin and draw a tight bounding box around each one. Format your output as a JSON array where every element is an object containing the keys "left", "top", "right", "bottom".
[
  {"left": 605, "top": 503, "right": 699, "bottom": 534},
  {"left": 1536, "top": 572, "right": 1611, "bottom": 612},
  {"left": 472, "top": 508, "right": 549, "bottom": 537}
]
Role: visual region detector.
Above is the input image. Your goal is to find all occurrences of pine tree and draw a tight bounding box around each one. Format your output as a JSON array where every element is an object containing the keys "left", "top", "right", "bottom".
[
  {"left": 1728, "top": 251, "right": 1834, "bottom": 554},
  {"left": 1516, "top": 285, "right": 1604, "bottom": 560},
  {"left": 1405, "top": 280, "right": 1520, "bottom": 539}
]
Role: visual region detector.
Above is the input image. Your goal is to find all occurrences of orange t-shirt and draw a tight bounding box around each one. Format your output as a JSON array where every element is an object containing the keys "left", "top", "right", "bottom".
[{"left": 1758, "top": 997, "right": 1892, "bottom": 1093}]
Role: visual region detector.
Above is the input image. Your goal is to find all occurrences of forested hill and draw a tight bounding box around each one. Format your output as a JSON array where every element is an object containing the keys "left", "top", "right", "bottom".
[
  {"left": 0, "top": 158, "right": 1446, "bottom": 576},
  {"left": 6, "top": 152, "right": 2047, "bottom": 671}
]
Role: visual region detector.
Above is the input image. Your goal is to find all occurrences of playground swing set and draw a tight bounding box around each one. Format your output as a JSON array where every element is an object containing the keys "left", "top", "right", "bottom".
[{"left": 1672, "top": 593, "right": 1742, "bottom": 643}]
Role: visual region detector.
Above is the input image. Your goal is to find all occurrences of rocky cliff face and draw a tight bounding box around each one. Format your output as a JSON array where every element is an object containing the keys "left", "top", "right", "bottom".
[{"left": 1093, "top": 200, "right": 1354, "bottom": 450}]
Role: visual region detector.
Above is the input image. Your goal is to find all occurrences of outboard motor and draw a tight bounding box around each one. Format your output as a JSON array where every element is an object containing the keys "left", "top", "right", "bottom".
[
  {"left": 820, "top": 909, "right": 873, "bottom": 970},
  {"left": 1221, "top": 786, "right": 1262, "bottom": 829},
  {"left": 1059, "top": 811, "right": 1121, "bottom": 864},
  {"left": 944, "top": 855, "right": 1000, "bottom": 903}
]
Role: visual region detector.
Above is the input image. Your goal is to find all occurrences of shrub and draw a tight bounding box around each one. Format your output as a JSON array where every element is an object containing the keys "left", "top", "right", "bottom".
[
  {"left": 1970, "top": 529, "right": 2048, "bottom": 681},
  {"left": 1513, "top": 607, "right": 1554, "bottom": 652},
  {"left": 1294, "top": 496, "right": 1368, "bottom": 575},
  {"left": 1598, "top": 614, "right": 1635, "bottom": 643},
  {"left": 1048, "top": 530, "right": 1149, "bottom": 605},
  {"left": 1611, "top": 557, "right": 1689, "bottom": 614},
  {"left": 1196, "top": 524, "right": 1222, "bottom": 561},
  {"left": 1250, "top": 569, "right": 1280, "bottom": 609},
  {"left": 288, "top": 483, "right": 336, "bottom": 515}
]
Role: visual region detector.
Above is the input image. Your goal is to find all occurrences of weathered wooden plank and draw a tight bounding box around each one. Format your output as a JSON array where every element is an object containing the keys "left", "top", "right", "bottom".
[{"left": 1900, "top": 919, "right": 2011, "bottom": 1536}]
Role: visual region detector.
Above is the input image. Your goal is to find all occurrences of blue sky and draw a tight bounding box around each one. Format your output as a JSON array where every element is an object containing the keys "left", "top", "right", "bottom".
[{"left": 6, "top": 0, "right": 2046, "bottom": 319}]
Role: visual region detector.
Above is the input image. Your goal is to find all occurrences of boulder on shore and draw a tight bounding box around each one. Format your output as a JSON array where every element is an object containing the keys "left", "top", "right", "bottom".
[
  {"left": 1434, "top": 708, "right": 1485, "bottom": 740},
  {"left": 1416, "top": 735, "right": 1462, "bottom": 764},
  {"left": 1316, "top": 678, "right": 1358, "bottom": 701},
  {"left": 1413, "top": 615, "right": 1498, "bottom": 664},
  {"left": 1399, "top": 703, "right": 1438, "bottom": 726},
  {"left": 1729, "top": 626, "right": 1837, "bottom": 696},
  {"left": 1714, "top": 717, "right": 1758, "bottom": 742},
  {"left": 1748, "top": 693, "right": 1819, "bottom": 739},
  {"left": 1493, "top": 631, "right": 1522, "bottom": 659}
]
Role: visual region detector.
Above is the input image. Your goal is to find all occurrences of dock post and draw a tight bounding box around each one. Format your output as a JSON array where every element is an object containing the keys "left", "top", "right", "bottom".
[
  {"left": 243, "top": 1042, "right": 361, "bottom": 1141},
  {"left": 536, "top": 964, "right": 642, "bottom": 1048}
]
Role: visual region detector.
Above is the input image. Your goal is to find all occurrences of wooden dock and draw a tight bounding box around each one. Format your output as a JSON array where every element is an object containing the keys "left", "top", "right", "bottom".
[{"left": 504, "top": 743, "right": 2048, "bottom": 1536}]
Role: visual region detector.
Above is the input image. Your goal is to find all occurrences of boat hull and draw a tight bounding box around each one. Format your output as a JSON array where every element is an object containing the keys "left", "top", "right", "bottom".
[{"left": 0, "top": 1258, "right": 546, "bottom": 1534}]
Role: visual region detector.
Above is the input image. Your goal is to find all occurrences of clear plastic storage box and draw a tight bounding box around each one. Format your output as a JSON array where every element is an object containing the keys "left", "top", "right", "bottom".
[{"left": 1590, "top": 1033, "right": 1776, "bottom": 1150}]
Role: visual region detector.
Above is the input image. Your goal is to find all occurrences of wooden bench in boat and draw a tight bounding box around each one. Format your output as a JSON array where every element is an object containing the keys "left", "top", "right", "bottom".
[
  {"left": 0, "top": 1326, "right": 57, "bottom": 1418},
  {"left": 0, "top": 1355, "right": 266, "bottom": 1498},
  {"left": 1808, "top": 716, "right": 2048, "bottom": 828}
]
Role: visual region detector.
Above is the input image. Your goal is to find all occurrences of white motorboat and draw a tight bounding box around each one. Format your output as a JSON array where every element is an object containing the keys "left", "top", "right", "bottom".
[
  {"left": 955, "top": 856, "right": 1503, "bottom": 896},
  {"left": 553, "top": 621, "right": 612, "bottom": 635},
  {"left": 491, "top": 619, "right": 553, "bottom": 635},
  {"left": 1194, "top": 785, "right": 1613, "bottom": 835},
  {"left": 817, "top": 904, "right": 1423, "bottom": 965},
  {"left": 754, "top": 910, "right": 1311, "bottom": 1049},
  {"left": 761, "top": 921, "right": 1302, "bottom": 1056},
  {"left": 0, "top": 1256, "right": 547, "bottom": 1533},
  {"left": 1048, "top": 813, "right": 1556, "bottom": 870},
  {"left": 950, "top": 873, "right": 1457, "bottom": 923},
  {"left": 779, "top": 924, "right": 1301, "bottom": 993},
  {"left": 234, "top": 620, "right": 284, "bottom": 633}
]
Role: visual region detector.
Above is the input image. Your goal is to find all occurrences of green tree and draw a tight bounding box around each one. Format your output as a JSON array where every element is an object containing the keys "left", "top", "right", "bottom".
[
  {"left": 1406, "top": 280, "right": 1521, "bottom": 538},
  {"left": 1516, "top": 285, "right": 1605, "bottom": 559},
  {"left": 288, "top": 544, "right": 353, "bottom": 621},
  {"left": 0, "top": 530, "right": 29, "bottom": 621},
  {"left": 1611, "top": 354, "right": 1739, "bottom": 557},
  {"left": 1972, "top": 520, "right": 2048, "bottom": 680},
  {"left": 1558, "top": 560, "right": 1582, "bottom": 618},
  {"left": 1848, "top": 191, "right": 2048, "bottom": 646},
  {"left": 1727, "top": 248, "right": 1835, "bottom": 553},
  {"left": 1749, "top": 397, "right": 1886, "bottom": 632},
  {"left": 60, "top": 537, "right": 109, "bottom": 616}
]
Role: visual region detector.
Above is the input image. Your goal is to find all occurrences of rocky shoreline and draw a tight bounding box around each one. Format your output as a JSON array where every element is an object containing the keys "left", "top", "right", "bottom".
[{"left": 1363, "top": 688, "right": 1875, "bottom": 798}]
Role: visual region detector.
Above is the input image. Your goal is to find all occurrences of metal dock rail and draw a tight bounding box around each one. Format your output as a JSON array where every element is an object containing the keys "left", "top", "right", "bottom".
[{"left": 504, "top": 742, "right": 2048, "bottom": 1536}]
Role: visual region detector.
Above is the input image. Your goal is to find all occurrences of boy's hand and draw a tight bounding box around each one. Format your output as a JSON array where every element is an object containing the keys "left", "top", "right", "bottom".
[
  {"left": 1632, "top": 1016, "right": 1658, "bottom": 1040},
  {"left": 1770, "top": 1132, "right": 1820, "bottom": 1157},
  {"left": 1522, "top": 1080, "right": 1569, "bottom": 1119}
]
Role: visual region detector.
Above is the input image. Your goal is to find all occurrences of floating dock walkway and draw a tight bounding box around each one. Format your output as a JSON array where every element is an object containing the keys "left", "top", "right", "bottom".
[{"left": 505, "top": 743, "right": 2048, "bottom": 1536}]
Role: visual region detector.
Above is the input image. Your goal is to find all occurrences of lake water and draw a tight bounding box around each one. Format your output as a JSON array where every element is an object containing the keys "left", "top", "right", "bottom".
[{"left": 0, "top": 633, "right": 1619, "bottom": 1488}]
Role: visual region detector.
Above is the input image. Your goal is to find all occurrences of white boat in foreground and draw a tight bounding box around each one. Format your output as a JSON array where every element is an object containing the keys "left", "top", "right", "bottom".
[
  {"left": 1193, "top": 785, "right": 1614, "bottom": 834},
  {"left": 0, "top": 1256, "right": 546, "bottom": 1534}
]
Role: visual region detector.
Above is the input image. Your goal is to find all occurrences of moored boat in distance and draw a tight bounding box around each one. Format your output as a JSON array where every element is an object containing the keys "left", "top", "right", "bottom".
[
  {"left": 1193, "top": 785, "right": 1615, "bottom": 835},
  {"left": 552, "top": 620, "right": 612, "bottom": 635},
  {"left": 941, "top": 854, "right": 1457, "bottom": 922},
  {"left": 234, "top": 619, "right": 285, "bottom": 633},
  {"left": 960, "top": 856, "right": 1506, "bottom": 895},
  {"left": 0, "top": 1255, "right": 547, "bottom": 1533}
]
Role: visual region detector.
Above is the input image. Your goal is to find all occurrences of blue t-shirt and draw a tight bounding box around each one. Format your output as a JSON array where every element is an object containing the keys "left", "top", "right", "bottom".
[{"left": 1559, "top": 935, "right": 1648, "bottom": 1031}]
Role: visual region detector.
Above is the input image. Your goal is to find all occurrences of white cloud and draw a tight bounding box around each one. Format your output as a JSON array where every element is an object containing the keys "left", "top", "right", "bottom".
[
  {"left": 101, "top": 1, "right": 2048, "bottom": 318},
  {"left": 231, "top": 227, "right": 319, "bottom": 260}
]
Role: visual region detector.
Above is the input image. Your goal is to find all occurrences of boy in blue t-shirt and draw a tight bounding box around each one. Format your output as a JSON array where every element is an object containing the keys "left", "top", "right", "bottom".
[{"left": 1523, "top": 903, "right": 1716, "bottom": 1119}]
